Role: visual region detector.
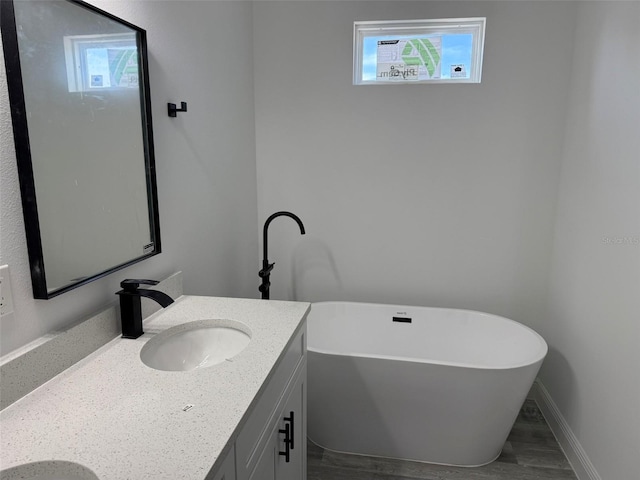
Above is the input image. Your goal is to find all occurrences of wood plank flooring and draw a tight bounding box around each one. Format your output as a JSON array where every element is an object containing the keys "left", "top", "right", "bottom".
[{"left": 308, "top": 400, "right": 577, "bottom": 480}]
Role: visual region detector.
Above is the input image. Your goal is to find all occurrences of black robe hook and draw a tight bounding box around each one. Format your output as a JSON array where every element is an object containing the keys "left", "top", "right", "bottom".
[{"left": 168, "top": 101, "right": 187, "bottom": 117}]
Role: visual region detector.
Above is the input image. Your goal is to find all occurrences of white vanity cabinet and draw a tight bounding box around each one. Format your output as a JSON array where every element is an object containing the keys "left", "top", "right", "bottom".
[
  {"left": 215, "top": 323, "right": 306, "bottom": 480},
  {"left": 0, "top": 296, "right": 310, "bottom": 480}
]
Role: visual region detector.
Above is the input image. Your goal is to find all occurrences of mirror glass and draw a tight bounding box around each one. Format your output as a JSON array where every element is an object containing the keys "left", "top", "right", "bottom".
[{"left": 1, "top": 0, "right": 160, "bottom": 299}]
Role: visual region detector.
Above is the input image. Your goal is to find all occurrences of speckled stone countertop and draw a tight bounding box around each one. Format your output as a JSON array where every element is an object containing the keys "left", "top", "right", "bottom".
[{"left": 0, "top": 295, "right": 310, "bottom": 479}]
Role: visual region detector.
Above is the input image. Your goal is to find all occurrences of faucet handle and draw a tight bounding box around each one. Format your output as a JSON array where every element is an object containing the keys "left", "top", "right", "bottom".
[
  {"left": 258, "top": 263, "right": 274, "bottom": 278},
  {"left": 120, "top": 279, "right": 160, "bottom": 292},
  {"left": 258, "top": 281, "right": 270, "bottom": 293}
]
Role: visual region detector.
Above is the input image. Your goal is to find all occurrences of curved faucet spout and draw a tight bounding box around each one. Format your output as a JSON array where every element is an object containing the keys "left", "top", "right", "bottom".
[
  {"left": 136, "top": 288, "right": 174, "bottom": 308},
  {"left": 260, "top": 211, "right": 306, "bottom": 300},
  {"left": 263, "top": 211, "right": 306, "bottom": 263}
]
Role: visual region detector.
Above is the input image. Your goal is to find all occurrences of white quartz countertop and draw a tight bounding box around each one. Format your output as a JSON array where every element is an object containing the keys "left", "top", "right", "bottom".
[{"left": 0, "top": 295, "right": 310, "bottom": 479}]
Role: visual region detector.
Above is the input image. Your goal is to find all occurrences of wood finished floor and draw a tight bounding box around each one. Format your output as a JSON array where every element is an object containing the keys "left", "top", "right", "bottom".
[{"left": 307, "top": 400, "right": 577, "bottom": 480}]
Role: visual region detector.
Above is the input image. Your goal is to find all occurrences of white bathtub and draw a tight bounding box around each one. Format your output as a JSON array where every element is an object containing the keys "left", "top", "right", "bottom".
[{"left": 307, "top": 301, "right": 548, "bottom": 467}]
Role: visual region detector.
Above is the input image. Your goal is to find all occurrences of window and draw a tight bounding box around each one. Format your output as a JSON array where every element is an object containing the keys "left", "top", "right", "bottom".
[
  {"left": 63, "top": 33, "right": 138, "bottom": 92},
  {"left": 353, "top": 18, "right": 486, "bottom": 85}
]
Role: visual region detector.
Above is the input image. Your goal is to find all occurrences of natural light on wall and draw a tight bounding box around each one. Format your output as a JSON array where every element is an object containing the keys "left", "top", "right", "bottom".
[{"left": 353, "top": 18, "right": 486, "bottom": 85}]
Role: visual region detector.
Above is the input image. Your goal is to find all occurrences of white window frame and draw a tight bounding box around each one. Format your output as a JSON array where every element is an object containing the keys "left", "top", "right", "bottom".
[
  {"left": 353, "top": 17, "right": 486, "bottom": 85},
  {"left": 63, "top": 33, "right": 138, "bottom": 92}
]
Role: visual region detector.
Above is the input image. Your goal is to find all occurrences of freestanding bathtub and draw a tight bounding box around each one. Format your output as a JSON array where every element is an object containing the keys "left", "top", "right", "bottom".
[{"left": 307, "top": 301, "right": 548, "bottom": 467}]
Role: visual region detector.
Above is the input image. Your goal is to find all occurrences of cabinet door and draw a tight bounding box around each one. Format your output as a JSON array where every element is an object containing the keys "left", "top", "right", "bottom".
[
  {"left": 276, "top": 366, "right": 306, "bottom": 480},
  {"left": 207, "top": 446, "right": 236, "bottom": 480},
  {"left": 248, "top": 432, "right": 276, "bottom": 480},
  {"left": 236, "top": 327, "right": 306, "bottom": 480},
  {"left": 248, "top": 365, "right": 306, "bottom": 480}
]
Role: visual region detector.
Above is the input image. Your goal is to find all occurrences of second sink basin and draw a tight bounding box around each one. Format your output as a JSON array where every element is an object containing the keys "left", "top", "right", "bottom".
[
  {"left": 140, "top": 319, "right": 251, "bottom": 371},
  {"left": 0, "top": 461, "right": 99, "bottom": 480}
]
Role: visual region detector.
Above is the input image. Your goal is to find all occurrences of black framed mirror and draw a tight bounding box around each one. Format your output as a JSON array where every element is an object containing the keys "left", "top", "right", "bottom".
[{"left": 1, "top": 0, "right": 161, "bottom": 299}]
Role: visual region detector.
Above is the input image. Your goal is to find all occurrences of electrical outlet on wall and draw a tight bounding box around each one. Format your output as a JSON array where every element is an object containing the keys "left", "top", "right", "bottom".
[{"left": 0, "top": 265, "right": 15, "bottom": 317}]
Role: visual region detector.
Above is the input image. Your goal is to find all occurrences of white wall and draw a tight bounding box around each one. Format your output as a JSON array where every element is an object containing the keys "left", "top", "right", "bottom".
[
  {"left": 253, "top": 0, "right": 576, "bottom": 333},
  {"left": 541, "top": 2, "right": 640, "bottom": 479},
  {"left": 0, "top": 0, "right": 258, "bottom": 355},
  {"left": 253, "top": 2, "right": 640, "bottom": 478}
]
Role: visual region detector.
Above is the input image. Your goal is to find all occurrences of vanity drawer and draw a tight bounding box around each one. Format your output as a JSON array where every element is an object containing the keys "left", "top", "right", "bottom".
[{"left": 235, "top": 325, "right": 306, "bottom": 480}]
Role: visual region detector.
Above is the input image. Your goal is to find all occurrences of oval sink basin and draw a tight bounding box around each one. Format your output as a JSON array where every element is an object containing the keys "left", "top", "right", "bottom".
[
  {"left": 0, "top": 461, "right": 99, "bottom": 480},
  {"left": 140, "top": 319, "right": 251, "bottom": 371}
]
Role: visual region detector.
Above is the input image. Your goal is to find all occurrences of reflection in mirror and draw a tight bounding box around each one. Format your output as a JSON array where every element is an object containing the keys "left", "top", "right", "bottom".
[{"left": 1, "top": 0, "right": 161, "bottom": 299}]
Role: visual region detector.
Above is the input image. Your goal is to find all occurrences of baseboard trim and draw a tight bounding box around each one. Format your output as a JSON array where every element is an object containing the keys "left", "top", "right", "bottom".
[{"left": 531, "top": 379, "right": 601, "bottom": 480}]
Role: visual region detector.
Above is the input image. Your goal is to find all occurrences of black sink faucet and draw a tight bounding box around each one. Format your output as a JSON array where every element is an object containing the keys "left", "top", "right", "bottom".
[
  {"left": 116, "top": 279, "right": 174, "bottom": 339},
  {"left": 259, "top": 211, "right": 306, "bottom": 300}
]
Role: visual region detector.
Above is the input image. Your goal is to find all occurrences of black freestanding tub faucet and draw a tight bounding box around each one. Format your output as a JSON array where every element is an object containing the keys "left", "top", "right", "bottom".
[{"left": 259, "top": 211, "right": 306, "bottom": 300}]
